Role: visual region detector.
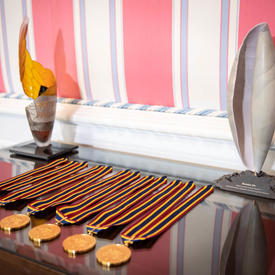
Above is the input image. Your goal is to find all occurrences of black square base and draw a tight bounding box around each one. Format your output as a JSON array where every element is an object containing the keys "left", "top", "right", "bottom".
[
  {"left": 9, "top": 141, "right": 78, "bottom": 161},
  {"left": 216, "top": 170, "right": 275, "bottom": 200}
]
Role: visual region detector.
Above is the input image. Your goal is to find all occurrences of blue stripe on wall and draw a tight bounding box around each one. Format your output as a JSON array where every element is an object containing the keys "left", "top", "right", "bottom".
[
  {"left": 109, "top": 0, "right": 120, "bottom": 102},
  {"left": 181, "top": 0, "right": 189, "bottom": 108},
  {"left": 80, "top": 0, "right": 92, "bottom": 99},
  {"left": 0, "top": 0, "right": 14, "bottom": 92},
  {"left": 220, "top": 0, "right": 230, "bottom": 110}
]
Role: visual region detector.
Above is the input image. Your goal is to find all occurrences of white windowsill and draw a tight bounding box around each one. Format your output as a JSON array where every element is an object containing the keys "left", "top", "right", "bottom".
[{"left": 0, "top": 97, "right": 274, "bottom": 174}]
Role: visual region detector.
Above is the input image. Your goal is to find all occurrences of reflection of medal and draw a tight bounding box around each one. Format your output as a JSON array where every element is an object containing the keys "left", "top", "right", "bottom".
[
  {"left": 29, "top": 224, "right": 60, "bottom": 247},
  {"left": 96, "top": 244, "right": 131, "bottom": 267},
  {"left": 63, "top": 234, "right": 96, "bottom": 257},
  {"left": 0, "top": 214, "right": 30, "bottom": 233}
]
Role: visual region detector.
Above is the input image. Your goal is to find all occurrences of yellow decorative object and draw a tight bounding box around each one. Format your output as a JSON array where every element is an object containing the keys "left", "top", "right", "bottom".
[
  {"left": 19, "top": 17, "right": 57, "bottom": 147},
  {"left": 19, "top": 17, "right": 56, "bottom": 99}
]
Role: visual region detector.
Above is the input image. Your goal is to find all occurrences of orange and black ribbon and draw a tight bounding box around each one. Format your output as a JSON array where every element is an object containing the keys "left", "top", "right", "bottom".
[
  {"left": 26, "top": 165, "right": 112, "bottom": 214},
  {"left": 121, "top": 185, "right": 214, "bottom": 245},
  {"left": 54, "top": 170, "right": 137, "bottom": 222},
  {"left": 2, "top": 160, "right": 79, "bottom": 192},
  {"left": 56, "top": 172, "right": 147, "bottom": 225},
  {"left": 86, "top": 179, "right": 189, "bottom": 234},
  {"left": 0, "top": 161, "right": 88, "bottom": 205},
  {"left": 0, "top": 158, "right": 68, "bottom": 190}
]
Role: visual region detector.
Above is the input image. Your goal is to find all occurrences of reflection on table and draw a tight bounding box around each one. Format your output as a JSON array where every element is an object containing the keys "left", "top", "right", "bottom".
[{"left": 0, "top": 146, "right": 274, "bottom": 275}]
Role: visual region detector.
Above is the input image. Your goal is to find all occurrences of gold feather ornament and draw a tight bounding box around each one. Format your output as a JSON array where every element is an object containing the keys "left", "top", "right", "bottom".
[
  {"left": 19, "top": 17, "right": 57, "bottom": 147},
  {"left": 19, "top": 18, "right": 56, "bottom": 99}
]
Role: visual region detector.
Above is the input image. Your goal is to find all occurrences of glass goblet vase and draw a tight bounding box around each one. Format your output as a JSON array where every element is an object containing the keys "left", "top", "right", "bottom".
[{"left": 25, "top": 95, "right": 57, "bottom": 147}]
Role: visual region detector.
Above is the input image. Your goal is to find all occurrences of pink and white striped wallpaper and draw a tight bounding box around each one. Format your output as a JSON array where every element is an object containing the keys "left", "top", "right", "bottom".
[{"left": 0, "top": 0, "right": 274, "bottom": 110}]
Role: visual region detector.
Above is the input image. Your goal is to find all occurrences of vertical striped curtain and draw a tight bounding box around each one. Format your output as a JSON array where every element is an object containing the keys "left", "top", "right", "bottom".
[{"left": 0, "top": 0, "right": 274, "bottom": 110}]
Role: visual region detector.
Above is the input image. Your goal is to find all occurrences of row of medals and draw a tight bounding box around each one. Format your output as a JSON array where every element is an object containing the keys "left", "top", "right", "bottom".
[{"left": 0, "top": 213, "right": 131, "bottom": 267}]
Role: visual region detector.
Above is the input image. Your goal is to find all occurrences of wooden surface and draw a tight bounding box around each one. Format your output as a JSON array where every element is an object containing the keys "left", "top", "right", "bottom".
[{"left": 0, "top": 249, "right": 65, "bottom": 275}]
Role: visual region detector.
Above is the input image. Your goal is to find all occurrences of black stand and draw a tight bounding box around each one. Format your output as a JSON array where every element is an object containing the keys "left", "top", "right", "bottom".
[
  {"left": 9, "top": 141, "right": 78, "bottom": 161},
  {"left": 216, "top": 170, "right": 275, "bottom": 200}
]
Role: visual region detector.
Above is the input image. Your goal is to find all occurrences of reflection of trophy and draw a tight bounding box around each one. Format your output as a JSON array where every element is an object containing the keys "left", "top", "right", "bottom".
[
  {"left": 19, "top": 17, "right": 57, "bottom": 147},
  {"left": 220, "top": 201, "right": 267, "bottom": 275}
]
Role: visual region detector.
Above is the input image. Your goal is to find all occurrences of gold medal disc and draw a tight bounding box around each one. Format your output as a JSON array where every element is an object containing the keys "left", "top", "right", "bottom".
[
  {"left": 0, "top": 214, "right": 30, "bottom": 232},
  {"left": 96, "top": 244, "right": 131, "bottom": 267},
  {"left": 29, "top": 224, "right": 60, "bottom": 245},
  {"left": 63, "top": 234, "right": 96, "bottom": 256}
]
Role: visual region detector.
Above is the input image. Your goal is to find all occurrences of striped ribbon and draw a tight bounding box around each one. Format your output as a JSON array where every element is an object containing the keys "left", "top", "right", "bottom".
[
  {"left": 56, "top": 170, "right": 139, "bottom": 221},
  {"left": 27, "top": 165, "right": 112, "bottom": 214},
  {"left": 87, "top": 179, "right": 189, "bottom": 234},
  {"left": 27, "top": 169, "right": 134, "bottom": 215},
  {"left": 56, "top": 171, "right": 143, "bottom": 225},
  {"left": 121, "top": 185, "right": 214, "bottom": 245},
  {"left": 53, "top": 170, "right": 136, "bottom": 221},
  {"left": 86, "top": 176, "right": 167, "bottom": 234},
  {"left": 1, "top": 160, "right": 81, "bottom": 192},
  {"left": 0, "top": 161, "right": 88, "bottom": 205},
  {"left": 0, "top": 158, "right": 68, "bottom": 189}
]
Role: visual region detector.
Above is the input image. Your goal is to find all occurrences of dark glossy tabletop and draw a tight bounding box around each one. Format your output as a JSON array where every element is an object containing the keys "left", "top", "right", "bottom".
[{"left": 0, "top": 145, "right": 274, "bottom": 275}]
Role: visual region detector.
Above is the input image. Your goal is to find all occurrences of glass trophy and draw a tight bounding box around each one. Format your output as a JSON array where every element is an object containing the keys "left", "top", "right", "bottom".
[{"left": 9, "top": 17, "right": 77, "bottom": 160}]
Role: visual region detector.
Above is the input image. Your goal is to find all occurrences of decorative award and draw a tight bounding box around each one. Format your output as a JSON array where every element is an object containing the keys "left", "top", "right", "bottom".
[
  {"left": 63, "top": 234, "right": 96, "bottom": 257},
  {"left": 0, "top": 214, "right": 30, "bottom": 233},
  {"left": 19, "top": 17, "right": 57, "bottom": 147},
  {"left": 28, "top": 224, "right": 61, "bottom": 247},
  {"left": 96, "top": 244, "right": 131, "bottom": 267},
  {"left": 9, "top": 17, "right": 77, "bottom": 160},
  {"left": 216, "top": 23, "right": 275, "bottom": 199}
]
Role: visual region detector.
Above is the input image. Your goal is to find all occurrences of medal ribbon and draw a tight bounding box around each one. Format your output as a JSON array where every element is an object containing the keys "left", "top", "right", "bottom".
[
  {"left": 0, "top": 161, "right": 88, "bottom": 205},
  {"left": 1, "top": 160, "right": 80, "bottom": 192},
  {"left": 0, "top": 158, "right": 68, "bottom": 189},
  {"left": 121, "top": 185, "right": 214, "bottom": 245},
  {"left": 27, "top": 169, "right": 131, "bottom": 215},
  {"left": 52, "top": 170, "right": 136, "bottom": 221},
  {"left": 56, "top": 171, "right": 144, "bottom": 225},
  {"left": 86, "top": 176, "right": 167, "bottom": 234},
  {"left": 86, "top": 179, "right": 188, "bottom": 234},
  {"left": 27, "top": 165, "right": 113, "bottom": 214}
]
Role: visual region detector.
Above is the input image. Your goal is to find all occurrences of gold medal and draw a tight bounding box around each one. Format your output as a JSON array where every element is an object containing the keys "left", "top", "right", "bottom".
[
  {"left": 96, "top": 244, "right": 131, "bottom": 267},
  {"left": 63, "top": 234, "right": 96, "bottom": 257},
  {"left": 0, "top": 214, "right": 30, "bottom": 233},
  {"left": 29, "top": 224, "right": 60, "bottom": 246}
]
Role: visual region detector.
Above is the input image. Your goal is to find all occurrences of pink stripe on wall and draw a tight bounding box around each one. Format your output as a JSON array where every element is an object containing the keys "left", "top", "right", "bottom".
[
  {"left": 123, "top": 0, "right": 174, "bottom": 106},
  {"left": 32, "top": 0, "right": 80, "bottom": 98},
  {"left": 238, "top": 0, "right": 275, "bottom": 47}
]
